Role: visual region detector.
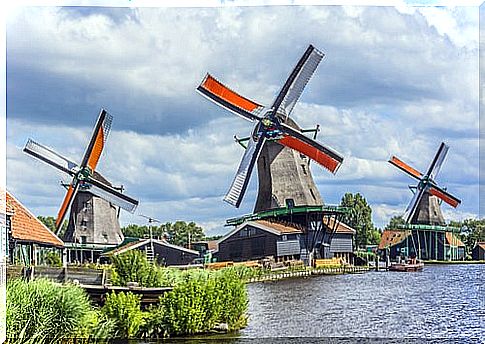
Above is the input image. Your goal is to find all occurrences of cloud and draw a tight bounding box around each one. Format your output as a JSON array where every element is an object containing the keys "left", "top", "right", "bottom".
[{"left": 6, "top": 5, "right": 479, "bottom": 235}]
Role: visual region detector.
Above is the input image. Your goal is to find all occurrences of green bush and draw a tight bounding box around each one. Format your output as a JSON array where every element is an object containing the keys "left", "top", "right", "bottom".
[
  {"left": 101, "top": 291, "right": 146, "bottom": 338},
  {"left": 43, "top": 251, "right": 62, "bottom": 267},
  {"left": 6, "top": 278, "right": 100, "bottom": 343},
  {"left": 110, "top": 250, "right": 163, "bottom": 287},
  {"left": 214, "top": 268, "right": 248, "bottom": 330},
  {"left": 157, "top": 268, "right": 248, "bottom": 336}
]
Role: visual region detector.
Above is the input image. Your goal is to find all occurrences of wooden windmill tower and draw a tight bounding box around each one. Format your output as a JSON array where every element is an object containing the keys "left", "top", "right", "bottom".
[
  {"left": 198, "top": 45, "right": 348, "bottom": 263},
  {"left": 383, "top": 142, "right": 462, "bottom": 260},
  {"left": 23, "top": 109, "right": 139, "bottom": 261}
]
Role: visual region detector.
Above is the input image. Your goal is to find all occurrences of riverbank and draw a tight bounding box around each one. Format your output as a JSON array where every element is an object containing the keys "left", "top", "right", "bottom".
[
  {"left": 6, "top": 251, "right": 250, "bottom": 343},
  {"left": 247, "top": 265, "right": 369, "bottom": 283},
  {"left": 424, "top": 260, "right": 485, "bottom": 264}
]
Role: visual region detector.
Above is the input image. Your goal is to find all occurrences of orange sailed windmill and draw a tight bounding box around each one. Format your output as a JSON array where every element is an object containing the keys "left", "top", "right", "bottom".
[
  {"left": 23, "top": 109, "right": 138, "bottom": 253},
  {"left": 197, "top": 44, "right": 344, "bottom": 211},
  {"left": 380, "top": 142, "right": 464, "bottom": 261}
]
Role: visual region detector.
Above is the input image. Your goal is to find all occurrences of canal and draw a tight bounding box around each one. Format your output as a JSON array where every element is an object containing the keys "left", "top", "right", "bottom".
[{"left": 241, "top": 264, "right": 484, "bottom": 340}]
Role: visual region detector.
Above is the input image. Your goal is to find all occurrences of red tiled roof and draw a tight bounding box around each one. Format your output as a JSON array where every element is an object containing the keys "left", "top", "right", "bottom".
[
  {"left": 476, "top": 242, "right": 485, "bottom": 251},
  {"left": 6, "top": 191, "right": 64, "bottom": 247},
  {"left": 378, "top": 230, "right": 411, "bottom": 250},
  {"left": 445, "top": 232, "right": 465, "bottom": 247}
]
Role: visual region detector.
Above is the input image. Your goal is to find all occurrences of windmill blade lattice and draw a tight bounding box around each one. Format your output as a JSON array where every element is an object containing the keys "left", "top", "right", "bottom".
[{"left": 24, "top": 139, "right": 78, "bottom": 176}]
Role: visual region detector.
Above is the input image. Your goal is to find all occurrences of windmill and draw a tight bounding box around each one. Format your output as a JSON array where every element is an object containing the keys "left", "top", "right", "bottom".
[
  {"left": 389, "top": 142, "right": 461, "bottom": 225},
  {"left": 23, "top": 109, "right": 139, "bottom": 248},
  {"left": 384, "top": 142, "right": 462, "bottom": 260},
  {"left": 197, "top": 44, "right": 343, "bottom": 210},
  {"left": 198, "top": 45, "right": 348, "bottom": 263}
]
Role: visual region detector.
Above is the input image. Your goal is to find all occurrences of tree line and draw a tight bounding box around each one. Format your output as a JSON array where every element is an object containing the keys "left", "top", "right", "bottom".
[
  {"left": 38, "top": 193, "right": 485, "bottom": 253},
  {"left": 37, "top": 215, "right": 219, "bottom": 248}
]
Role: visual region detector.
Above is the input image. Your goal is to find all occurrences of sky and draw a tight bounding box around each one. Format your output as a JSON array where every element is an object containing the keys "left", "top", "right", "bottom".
[{"left": 5, "top": 3, "right": 480, "bottom": 236}]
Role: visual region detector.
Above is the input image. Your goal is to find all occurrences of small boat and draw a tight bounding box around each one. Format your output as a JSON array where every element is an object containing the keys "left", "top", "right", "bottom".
[{"left": 388, "top": 258, "right": 424, "bottom": 272}]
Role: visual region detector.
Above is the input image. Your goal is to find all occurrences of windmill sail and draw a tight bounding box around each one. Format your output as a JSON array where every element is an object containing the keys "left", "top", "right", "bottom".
[
  {"left": 197, "top": 74, "right": 265, "bottom": 122},
  {"left": 427, "top": 142, "right": 449, "bottom": 181},
  {"left": 429, "top": 185, "right": 461, "bottom": 208},
  {"left": 273, "top": 45, "right": 324, "bottom": 117},
  {"left": 80, "top": 109, "right": 113, "bottom": 171},
  {"left": 388, "top": 156, "right": 423, "bottom": 180},
  {"left": 224, "top": 134, "right": 266, "bottom": 207},
  {"left": 56, "top": 182, "right": 80, "bottom": 229},
  {"left": 404, "top": 183, "right": 427, "bottom": 223},
  {"left": 24, "top": 139, "right": 78, "bottom": 176},
  {"left": 278, "top": 123, "right": 343, "bottom": 173},
  {"left": 86, "top": 177, "right": 138, "bottom": 212}
]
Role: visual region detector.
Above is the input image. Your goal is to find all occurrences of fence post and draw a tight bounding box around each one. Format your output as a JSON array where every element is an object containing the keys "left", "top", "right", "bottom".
[{"left": 63, "top": 266, "right": 68, "bottom": 283}]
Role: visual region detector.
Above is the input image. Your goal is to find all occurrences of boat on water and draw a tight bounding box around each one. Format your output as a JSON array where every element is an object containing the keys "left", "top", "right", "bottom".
[{"left": 388, "top": 257, "right": 424, "bottom": 272}]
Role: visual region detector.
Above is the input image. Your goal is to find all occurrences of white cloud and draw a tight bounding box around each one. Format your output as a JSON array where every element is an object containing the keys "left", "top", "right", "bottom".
[{"left": 6, "top": 5, "right": 479, "bottom": 236}]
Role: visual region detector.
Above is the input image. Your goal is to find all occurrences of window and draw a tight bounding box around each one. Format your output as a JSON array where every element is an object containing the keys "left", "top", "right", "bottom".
[
  {"left": 80, "top": 219, "right": 88, "bottom": 227},
  {"left": 80, "top": 236, "right": 87, "bottom": 244},
  {"left": 285, "top": 199, "right": 295, "bottom": 208},
  {"left": 282, "top": 235, "right": 287, "bottom": 241},
  {"left": 310, "top": 189, "right": 317, "bottom": 201}
]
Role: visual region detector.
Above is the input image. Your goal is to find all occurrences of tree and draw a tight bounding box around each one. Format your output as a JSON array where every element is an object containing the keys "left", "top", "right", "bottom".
[
  {"left": 449, "top": 218, "right": 485, "bottom": 257},
  {"left": 164, "top": 221, "right": 205, "bottom": 248},
  {"left": 385, "top": 215, "right": 406, "bottom": 230},
  {"left": 121, "top": 221, "right": 205, "bottom": 248},
  {"left": 37, "top": 216, "right": 68, "bottom": 237},
  {"left": 122, "top": 224, "right": 166, "bottom": 239},
  {"left": 339, "top": 193, "right": 380, "bottom": 248}
]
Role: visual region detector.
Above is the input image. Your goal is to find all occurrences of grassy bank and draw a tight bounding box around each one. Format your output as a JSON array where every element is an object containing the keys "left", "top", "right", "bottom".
[{"left": 7, "top": 251, "right": 249, "bottom": 343}]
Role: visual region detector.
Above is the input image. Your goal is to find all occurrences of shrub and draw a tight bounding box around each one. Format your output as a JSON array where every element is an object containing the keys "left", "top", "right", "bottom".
[
  {"left": 214, "top": 268, "right": 248, "bottom": 330},
  {"left": 110, "top": 250, "right": 164, "bottom": 287},
  {"left": 6, "top": 278, "right": 95, "bottom": 342},
  {"left": 101, "top": 291, "right": 145, "bottom": 338},
  {"left": 158, "top": 268, "right": 248, "bottom": 336},
  {"left": 43, "top": 251, "right": 62, "bottom": 267}
]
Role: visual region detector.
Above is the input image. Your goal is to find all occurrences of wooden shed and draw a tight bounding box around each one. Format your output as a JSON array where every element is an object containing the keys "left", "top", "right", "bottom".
[
  {"left": 6, "top": 191, "right": 64, "bottom": 266},
  {"left": 101, "top": 238, "right": 199, "bottom": 266},
  {"left": 215, "top": 218, "right": 355, "bottom": 263},
  {"left": 472, "top": 242, "right": 485, "bottom": 261}
]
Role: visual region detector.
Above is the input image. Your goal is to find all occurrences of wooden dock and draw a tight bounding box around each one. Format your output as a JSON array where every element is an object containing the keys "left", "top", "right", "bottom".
[
  {"left": 7, "top": 265, "right": 173, "bottom": 306},
  {"left": 80, "top": 284, "right": 172, "bottom": 306},
  {"left": 247, "top": 265, "right": 369, "bottom": 283}
]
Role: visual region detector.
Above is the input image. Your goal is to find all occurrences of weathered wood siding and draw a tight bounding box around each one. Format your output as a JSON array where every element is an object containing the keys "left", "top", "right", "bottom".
[
  {"left": 329, "top": 233, "right": 353, "bottom": 253},
  {"left": 217, "top": 225, "right": 277, "bottom": 262}
]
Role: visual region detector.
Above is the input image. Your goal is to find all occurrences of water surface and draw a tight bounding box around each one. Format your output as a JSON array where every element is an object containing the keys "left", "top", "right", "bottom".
[{"left": 241, "top": 264, "right": 484, "bottom": 340}]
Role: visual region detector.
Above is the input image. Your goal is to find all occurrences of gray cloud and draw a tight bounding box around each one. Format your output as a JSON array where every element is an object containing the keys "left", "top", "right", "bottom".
[{"left": 6, "top": 5, "right": 479, "bottom": 234}]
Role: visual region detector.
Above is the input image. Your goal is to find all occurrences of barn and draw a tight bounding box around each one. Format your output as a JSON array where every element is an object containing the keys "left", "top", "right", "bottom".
[
  {"left": 6, "top": 191, "right": 64, "bottom": 266},
  {"left": 215, "top": 218, "right": 355, "bottom": 263},
  {"left": 472, "top": 242, "right": 485, "bottom": 261},
  {"left": 101, "top": 238, "right": 199, "bottom": 266}
]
